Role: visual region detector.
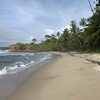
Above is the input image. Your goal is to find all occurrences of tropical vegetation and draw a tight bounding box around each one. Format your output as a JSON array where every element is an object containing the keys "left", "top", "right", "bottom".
[{"left": 9, "top": 1, "right": 100, "bottom": 52}]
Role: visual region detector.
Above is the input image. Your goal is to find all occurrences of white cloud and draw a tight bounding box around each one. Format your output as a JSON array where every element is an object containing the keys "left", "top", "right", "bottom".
[
  {"left": 44, "top": 29, "right": 55, "bottom": 35},
  {"left": 57, "top": 25, "right": 71, "bottom": 33},
  {"left": 0, "top": 26, "right": 34, "bottom": 46},
  {"left": 0, "top": 0, "right": 92, "bottom": 47},
  {"left": 43, "top": 25, "right": 70, "bottom": 37},
  {"left": 61, "top": 25, "right": 70, "bottom": 31}
]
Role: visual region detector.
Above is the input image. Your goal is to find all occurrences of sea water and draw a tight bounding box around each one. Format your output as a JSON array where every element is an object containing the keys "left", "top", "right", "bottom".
[{"left": 0, "top": 49, "right": 53, "bottom": 100}]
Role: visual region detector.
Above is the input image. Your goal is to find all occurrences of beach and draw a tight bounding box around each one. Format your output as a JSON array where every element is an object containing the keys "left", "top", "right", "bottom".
[{"left": 7, "top": 52, "right": 100, "bottom": 100}]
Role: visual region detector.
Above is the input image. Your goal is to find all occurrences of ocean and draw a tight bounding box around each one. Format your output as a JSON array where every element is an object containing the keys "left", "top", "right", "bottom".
[{"left": 0, "top": 49, "right": 54, "bottom": 100}]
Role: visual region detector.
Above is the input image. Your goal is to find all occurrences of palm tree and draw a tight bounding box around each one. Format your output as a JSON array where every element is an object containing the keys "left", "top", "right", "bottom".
[
  {"left": 70, "top": 20, "right": 77, "bottom": 34},
  {"left": 70, "top": 20, "right": 82, "bottom": 50},
  {"left": 56, "top": 32, "right": 61, "bottom": 39},
  {"left": 88, "top": 0, "right": 94, "bottom": 14},
  {"left": 80, "top": 18, "right": 87, "bottom": 26},
  {"left": 45, "top": 35, "right": 51, "bottom": 40},
  {"left": 51, "top": 34, "right": 56, "bottom": 40},
  {"left": 85, "top": 1, "right": 100, "bottom": 49}
]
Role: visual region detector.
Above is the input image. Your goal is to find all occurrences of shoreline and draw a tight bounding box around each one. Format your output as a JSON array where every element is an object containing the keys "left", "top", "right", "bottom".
[
  {"left": 6, "top": 52, "right": 61, "bottom": 100},
  {"left": 0, "top": 52, "right": 59, "bottom": 100},
  {"left": 7, "top": 52, "right": 100, "bottom": 100}
]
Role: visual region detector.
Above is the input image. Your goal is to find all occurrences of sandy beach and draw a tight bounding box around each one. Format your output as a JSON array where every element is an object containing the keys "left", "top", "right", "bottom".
[{"left": 7, "top": 52, "right": 100, "bottom": 100}]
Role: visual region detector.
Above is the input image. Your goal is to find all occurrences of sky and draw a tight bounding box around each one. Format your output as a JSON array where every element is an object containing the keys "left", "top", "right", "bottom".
[{"left": 0, "top": 0, "right": 94, "bottom": 47}]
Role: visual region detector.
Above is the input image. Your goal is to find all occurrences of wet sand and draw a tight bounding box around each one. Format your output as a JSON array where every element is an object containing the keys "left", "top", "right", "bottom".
[{"left": 7, "top": 52, "right": 100, "bottom": 100}]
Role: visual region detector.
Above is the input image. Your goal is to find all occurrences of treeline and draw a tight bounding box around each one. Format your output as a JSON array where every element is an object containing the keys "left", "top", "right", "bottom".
[{"left": 10, "top": 1, "right": 100, "bottom": 52}]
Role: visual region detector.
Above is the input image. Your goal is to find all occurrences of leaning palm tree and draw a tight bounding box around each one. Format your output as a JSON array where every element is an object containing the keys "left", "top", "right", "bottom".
[
  {"left": 88, "top": 29, "right": 100, "bottom": 48},
  {"left": 88, "top": 0, "right": 94, "bottom": 14}
]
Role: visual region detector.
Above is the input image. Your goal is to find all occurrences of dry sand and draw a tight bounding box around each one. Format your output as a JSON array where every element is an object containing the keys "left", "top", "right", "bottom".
[{"left": 7, "top": 52, "right": 100, "bottom": 100}]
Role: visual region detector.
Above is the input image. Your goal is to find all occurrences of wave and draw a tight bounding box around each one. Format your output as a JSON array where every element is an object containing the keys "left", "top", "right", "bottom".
[
  {"left": 0, "top": 50, "right": 9, "bottom": 54},
  {"left": 0, "top": 58, "right": 46, "bottom": 75},
  {"left": 40, "top": 54, "right": 51, "bottom": 61},
  {"left": 0, "top": 60, "right": 35, "bottom": 75},
  {"left": 0, "top": 53, "right": 52, "bottom": 75},
  {"left": 28, "top": 53, "right": 34, "bottom": 56}
]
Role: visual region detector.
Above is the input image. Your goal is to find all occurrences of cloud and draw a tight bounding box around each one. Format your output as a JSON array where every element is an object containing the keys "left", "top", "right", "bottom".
[
  {"left": 59, "top": 25, "right": 71, "bottom": 33},
  {"left": 0, "top": 26, "right": 33, "bottom": 46},
  {"left": 43, "top": 25, "right": 70, "bottom": 37},
  {"left": 0, "top": 0, "right": 92, "bottom": 46},
  {"left": 44, "top": 29, "right": 55, "bottom": 35}
]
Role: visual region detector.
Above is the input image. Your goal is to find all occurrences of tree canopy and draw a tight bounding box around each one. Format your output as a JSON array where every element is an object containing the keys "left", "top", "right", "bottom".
[{"left": 9, "top": 1, "right": 100, "bottom": 52}]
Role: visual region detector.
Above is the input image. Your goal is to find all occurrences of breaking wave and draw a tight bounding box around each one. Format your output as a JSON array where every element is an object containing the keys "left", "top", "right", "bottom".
[
  {"left": 0, "top": 50, "right": 9, "bottom": 54},
  {"left": 0, "top": 52, "right": 52, "bottom": 75}
]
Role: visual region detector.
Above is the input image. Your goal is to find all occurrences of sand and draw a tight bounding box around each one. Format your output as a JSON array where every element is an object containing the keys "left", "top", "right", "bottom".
[{"left": 7, "top": 52, "right": 100, "bottom": 100}]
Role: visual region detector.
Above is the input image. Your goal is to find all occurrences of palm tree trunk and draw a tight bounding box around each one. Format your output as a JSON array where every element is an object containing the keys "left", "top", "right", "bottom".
[{"left": 88, "top": 0, "right": 94, "bottom": 14}]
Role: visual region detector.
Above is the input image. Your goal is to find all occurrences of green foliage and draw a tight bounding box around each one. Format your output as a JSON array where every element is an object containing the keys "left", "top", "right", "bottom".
[
  {"left": 80, "top": 18, "right": 87, "bottom": 26},
  {"left": 31, "top": 38, "right": 37, "bottom": 44},
  {"left": 9, "top": 1, "right": 100, "bottom": 53}
]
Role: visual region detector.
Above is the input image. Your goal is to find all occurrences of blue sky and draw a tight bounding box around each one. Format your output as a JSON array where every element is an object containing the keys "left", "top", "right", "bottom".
[{"left": 0, "top": 0, "right": 93, "bottom": 47}]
